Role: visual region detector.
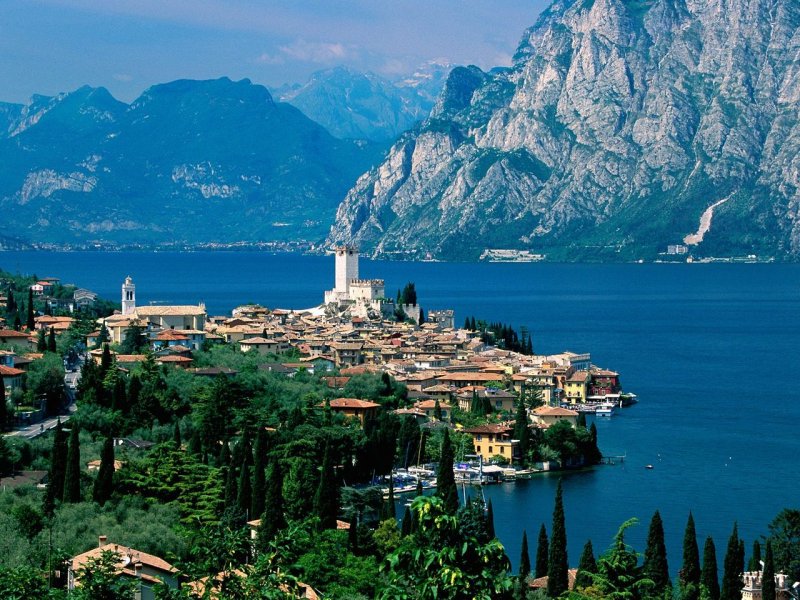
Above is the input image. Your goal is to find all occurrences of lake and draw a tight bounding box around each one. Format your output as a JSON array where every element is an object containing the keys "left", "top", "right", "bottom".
[{"left": 2, "top": 250, "right": 799, "bottom": 574}]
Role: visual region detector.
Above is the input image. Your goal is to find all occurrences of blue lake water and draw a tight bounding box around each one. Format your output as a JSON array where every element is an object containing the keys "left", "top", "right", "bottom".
[{"left": 2, "top": 250, "right": 799, "bottom": 574}]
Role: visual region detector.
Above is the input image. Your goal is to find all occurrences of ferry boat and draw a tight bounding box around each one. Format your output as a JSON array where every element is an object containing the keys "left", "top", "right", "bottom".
[{"left": 595, "top": 402, "right": 616, "bottom": 417}]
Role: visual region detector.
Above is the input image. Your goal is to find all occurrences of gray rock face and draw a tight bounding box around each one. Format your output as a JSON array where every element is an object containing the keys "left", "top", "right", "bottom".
[{"left": 328, "top": 0, "right": 800, "bottom": 260}]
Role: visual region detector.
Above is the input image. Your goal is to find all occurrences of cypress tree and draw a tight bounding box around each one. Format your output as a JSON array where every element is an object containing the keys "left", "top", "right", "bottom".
[
  {"left": 47, "top": 327, "right": 56, "bottom": 353},
  {"left": 112, "top": 376, "right": 127, "bottom": 414},
  {"left": 92, "top": 436, "right": 115, "bottom": 506},
  {"left": 434, "top": 399, "right": 442, "bottom": 421},
  {"left": 535, "top": 523, "right": 549, "bottom": 578},
  {"left": 577, "top": 411, "right": 587, "bottom": 428},
  {"left": 313, "top": 441, "right": 339, "bottom": 529},
  {"left": 224, "top": 454, "right": 237, "bottom": 511},
  {"left": 748, "top": 541, "right": 761, "bottom": 572},
  {"left": 348, "top": 519, "right": 359, "bottom": 553},
  {"left": 0, "top": 376, "right": 6, "bottom": 431},
  {"left": 173, "top": 421, "right": 181, "bottom": 448},
  {"left": 721, "top": 523, "right": 741, "bottom": 600},
  {"left": 436, "top": 428, "right": 458, "bottom": 514},
  {"left": 251, "top": 429, "right": 267, "bottom": 519},
  {"left": 513, "top": 398, "right": 530, "bottom": 463},
  {"left": 547, "top": 480, "right": 569, "bottom": 597},
  {"left": 62, "top": 426, "right": 81, "bottom": 503},
  {"left": 43, "top": 420, "right": 67, "bottom": 515},
  {"left": 257, "top": 457, "right": 284, "bottom": 547},
  {"left": 574, "top": 539, "right": 597, "bottom": 590},
  {"left": 519, "top": 530, "right": 531, "bottom": 582},
  {"left": 762, "top": 541, "right": 775, "bottom": 600},
  {"left": 644, "top": 510, "right": 671, "bottom": 594},
  {"left": 100, "top": 344, "right": 113, "bottom": 377},
  {"left": 486, "top": 499, "right": 495, "bottom": 538},
  {"left": 37, "top": 329, "right": 47, "bottom": 352},
  {"left": 738, "top": 539, "right": 745, "bottom": 580},
  {"left": 401, "top": 506, "right": 412, "bottom": 537},
  {"left": 218, "top": 439, "right": 231, "bottom": 468},
  {"left": 680, "top": 512, "right": 701, "bottom": 600},
  {"left": 26, "top": 288, "right": 34, "bottom": 330},
  {"left": 702, "top": 536, "right": 721, "bottom": 600},
  {"left": 187, "top": 429, "right": 202, "bottom": 456},
  {"left": 236, "top": 451, "right": 252, "bottom": 518}
]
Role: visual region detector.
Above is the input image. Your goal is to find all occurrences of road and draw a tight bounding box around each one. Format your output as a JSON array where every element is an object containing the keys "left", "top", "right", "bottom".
[{"left": 4, "top": 354, "right": 81, "bottom": 440}]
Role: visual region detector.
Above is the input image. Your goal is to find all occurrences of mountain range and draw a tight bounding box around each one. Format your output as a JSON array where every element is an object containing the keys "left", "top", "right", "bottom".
[
  {"left": 0, "top": 78, "right": 383, "bottom": 246},
  {"left": 327, "top": 0, "right": 800, "bottom": 261},
  {"left": 274, "top": 63, "right": 450, "bottom": 142}
]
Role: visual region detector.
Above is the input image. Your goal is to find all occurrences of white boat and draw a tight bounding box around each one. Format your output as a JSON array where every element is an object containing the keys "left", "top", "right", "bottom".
[{"left": 595, "top": 402, "right": 616, "bottom": 417}]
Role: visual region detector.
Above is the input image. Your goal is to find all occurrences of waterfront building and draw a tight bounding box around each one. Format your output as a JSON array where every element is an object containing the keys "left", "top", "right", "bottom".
[
  {"left": 462, "top": 424, "right": 520, "bottom": 462},
  {"left": 531, "top": 405, "right": 579, "bottom": 428},
  {"left": 563, "top": 370, "right": 591, "bottom": 404}
]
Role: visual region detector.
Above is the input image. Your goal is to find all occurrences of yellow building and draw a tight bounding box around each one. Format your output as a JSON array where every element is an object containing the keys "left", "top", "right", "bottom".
[
  {"left": 463, "top": 424, "right": 520, "bottom": 462},
  {"left": 563, "top": 370, "right": 591, "bottom": 404},
  {"left": 531, "top": 405, "right": 579, "bottom": 428}
]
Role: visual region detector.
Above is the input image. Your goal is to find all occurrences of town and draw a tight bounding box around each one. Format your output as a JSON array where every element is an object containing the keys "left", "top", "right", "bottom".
[{"left": 0, "top": 250, "right": 792, "bottom": 600}]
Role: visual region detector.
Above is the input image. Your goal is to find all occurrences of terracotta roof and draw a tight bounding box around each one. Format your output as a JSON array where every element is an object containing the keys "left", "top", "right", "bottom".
[
  {"left": 437, "top": 372, "right": 505, "bottom": 382},
  {"left": 71, "top": 542, "right": 177, "bottom": 576},
  {"left": 156, "top": 355, "right": 193, "bottom": 363},
  {"left": 462, "top": 424, "right": 515, "bottom": 435},
  {"left": 529, "top": 569, "right": 578, "bottom": 590},
  {"left": 326, "top": 398, "right": 380, "bottom": 409},
  {"left": 135, "top": 305, "right": 206, "bottom": 316},
  {"left": 155, "top": 330, "right": 189, "bottom": 340},
  {"left": 414, "top": 399, "right": 452, "bottom": 410},
  {"left": 0, "top": 365, "right": 25, "bottom": 377},
  {"left": 0, "top": 329, "right": 31, "bottom": 338},
  {"left": 533, "top": 406, "right": 579, "bottom": 417},
  {"left": 116, "top": 355, "right": 146, "bottom": 363}
]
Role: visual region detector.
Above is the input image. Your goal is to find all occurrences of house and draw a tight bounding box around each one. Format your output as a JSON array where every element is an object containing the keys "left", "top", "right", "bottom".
[
  {"left": 456, "top": 387, "right": 516, "bottom": 413},
  {"left": 0, "top": 329, "right": 36, "bottom": 351},
  {"left": 330, "top": 342, "right": 364, "bottom": 367},
  {"left": 413, "top": 399, "right": 451, "bottom": 421},
  {"left": 0, "top": 364, "right": 26, "bottom": 391},
  {"left": 238, "top": 336, "right": 290, "bottom": 355},
  {"left": 156, "top": 355, "right": 193, "bottom": 369},
  {"left": 563, "top": 370, "right": 591, "bottom": 404},
  {"left": 462, "top": 424, "right": 520, "bottom": 462},
  {"left": 69, "top": 536, "right": 179, "bottom": 600},
  {"left": 590, "top": 369, "right": 621, "bottom": 396},
  {"left": 740, "top": 568, "right": 792, "bottom": 600},
  {"left": 436, "top": 371, "right": 505, "bottom": 389},
  {"left": 74, "top": 288, "right": 98, "bottom": 309},
  {"left": 321, "top": 398, "right": 380, "bottom": 425},
  {"left": 392, "top": 407, "right": 429, "bottom": 425},
  {"left": 531, "top": 405, "right": 579, "bottom": 429}
]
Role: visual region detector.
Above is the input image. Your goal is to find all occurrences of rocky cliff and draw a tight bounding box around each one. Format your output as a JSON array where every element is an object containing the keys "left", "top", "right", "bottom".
[{"left": 327, "top": 0, "right": 800, "bottom": 261}]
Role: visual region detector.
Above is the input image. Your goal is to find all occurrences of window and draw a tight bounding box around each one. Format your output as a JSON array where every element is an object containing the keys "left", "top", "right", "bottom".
[
  {"left": 488, "top": 446, "right": 493, "bottom": 454},
  {"left": 500, "top": 446, "right": 505, "bottom": 454}
]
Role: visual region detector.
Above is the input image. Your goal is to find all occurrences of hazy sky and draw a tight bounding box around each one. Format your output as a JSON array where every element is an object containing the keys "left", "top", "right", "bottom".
[{"left": 0, "top": 0, "right": 550, "bottom": 104}]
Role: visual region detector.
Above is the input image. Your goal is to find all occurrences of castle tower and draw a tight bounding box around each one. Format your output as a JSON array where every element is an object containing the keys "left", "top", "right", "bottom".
[
  {"left": 334, "top": 246, "right": 359, "bottom": 296},
  {"left": 121, "top": 276, "right": 136, "bottom": 316}
]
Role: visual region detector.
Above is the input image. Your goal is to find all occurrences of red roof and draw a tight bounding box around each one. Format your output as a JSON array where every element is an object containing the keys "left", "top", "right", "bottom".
[
  {"left": 326, "top": 398, "right": 380, "bottom": 409},
  {"left": 0, "top": 329, "right": 31, "bottom": 338},
  {"left": 0, "top": 365, "right": 25, "bottom": 377}
]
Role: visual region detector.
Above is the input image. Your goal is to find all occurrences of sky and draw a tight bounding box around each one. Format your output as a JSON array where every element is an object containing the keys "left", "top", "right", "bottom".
[{"left": 0, "top": 0, "right": 550, "bottom": 104}]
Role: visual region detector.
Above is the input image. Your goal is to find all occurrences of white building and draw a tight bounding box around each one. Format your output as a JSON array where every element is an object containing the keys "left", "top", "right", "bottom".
[
  {"left": 324, "top": 246, "right": 386, "bottom": 308},
  {"left": 740, "top": 569, "right": 791, "bottom": 600},
  {"left": 122, "top": 276, "right": 136, "bottom": 316}
]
